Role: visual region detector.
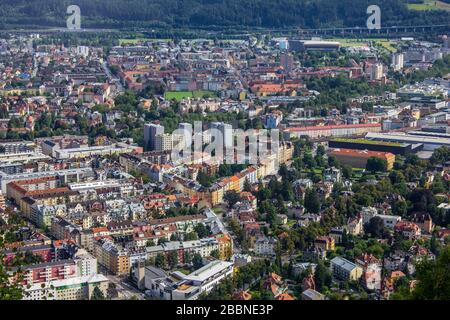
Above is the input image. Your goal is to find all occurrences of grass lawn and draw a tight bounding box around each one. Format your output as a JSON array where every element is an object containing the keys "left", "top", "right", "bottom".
[
  {"left": 164, "top": 90, "right": 217, "bottom": 101},
  {"left": 119, "top": 38, "right": 151, "bottom": 45},
  {"left": 377, "top": 40, "right": 397, "bottom": 53},
  {"left": 334, "top": 39, "right": 370, "bottom": 47},
  {"left": 119, "top": 38, "right": 171, "bottom": 45},
  {"left": 287, "top": 220, "right": 297, "bottom": 228},
  {"left": 332, "top": 38, "right": 397, "bottom": 53},
  {"left": 331, "top": 138, "right": 402, "bottom": 147},
  {"left": 352, "top": 168, "right": 365, "bottom": 178},
  {"left": 407, "top": 0, "right": 450, "bottom": 11},
  {"left": 176, "top": 268, "right": 192, "bottom": 275}
]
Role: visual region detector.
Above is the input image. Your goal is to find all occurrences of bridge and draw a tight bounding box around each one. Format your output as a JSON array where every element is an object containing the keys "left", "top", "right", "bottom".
[
  {"left": 222, "top": 24, "right": 450, "bottom": 38},
  {"left": 293, "top": 24, "right": 450, "bottom": 36},
  {"left": 1, "top": 23, "right": 449, "bottom": 38}
]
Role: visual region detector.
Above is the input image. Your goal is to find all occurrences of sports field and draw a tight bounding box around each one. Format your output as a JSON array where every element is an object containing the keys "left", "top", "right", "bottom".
[
  {"left": 119, "top": 38, "right": 170, "bottom": 45},
  {"left": 164, "top": 91, "right": 217, "bottom": 101},
  {"left": 407, "top": 0, "right": 450, "bottom": 11},
  {"left": 332, "top": 38, "right": 397, "bottom": 52}
]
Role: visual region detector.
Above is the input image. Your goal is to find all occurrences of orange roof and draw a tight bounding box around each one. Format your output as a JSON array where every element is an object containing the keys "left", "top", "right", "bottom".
[
  {"left": 240, "top": 191, "right": 253, "bottom": 197},
  {"left": 328, "top": 148, "right": 394, "bottom": 160},
  {"left": 94, "top": 235, "right": 113, "bottom": 241},
  {"left": 216, "top": 233, "right": 231, "bottom": 242},
  {"left": 240, "top": 192, "right": 256, "bottom": 201},
  {"left": 230, "top": 176, "right": 239, "bottom": 182},
  {"left": 233, "top": 290, "right": 252, "bottom": 300},
  {"left": 390, "top": 271, "right": 406, "bottom": 279},
  {"left": 275, "top": 293, "right": 295, "bottom": 300},
  {"left": 92, "top": 227, "right": 109, "bottom": 234},
  {"left": 268, "top": 272, "right": 283, "bottom": 284}
]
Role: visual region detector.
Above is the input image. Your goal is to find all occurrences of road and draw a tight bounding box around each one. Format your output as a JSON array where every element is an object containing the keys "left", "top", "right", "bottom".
[
  {"left": 98, "top": 265, "right": 145, "bottom": 300},
  {"left": 102, "top": 61, "right": 125, "bottom": 96},
  {"left": 109, "top": 275, "right": 145, "bottom": 300}
]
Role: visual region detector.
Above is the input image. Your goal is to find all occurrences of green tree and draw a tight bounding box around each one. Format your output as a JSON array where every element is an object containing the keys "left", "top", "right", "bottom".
[
  {"left": 412, "top": 246, "right": 450, "bottom": 300},
  {"left": 243, "top": 179, "right": 252, "bottom": 192},
  {"left": 155, "top": 253, "right": 167, "bottom": 269},
  {"left": 194, "top": 223, "right": 210, "bottom": 238},
  {"left": 168, "top": 251, "right": 179, "bottom": 269},
  {"left": 184, "top": 251, "right": 193, "bottom": 264},
  {"left": 314, "top": 261, "right": 332, "bottom": 291},
  {"left": 91, "top": 286, "right": 106, "bottom": 300},
  {"left": 342, "top": 165, "right": 352, "bottom": 179},
  {"left": 197, "top": 171, "right": 213, "bottom": 188},
  {"left": 304, "top": 188, "right": 320, "bottom": 213},
  {"left": 366, "top": 157, "right": 388, "bottom": 173},
  {"left": 210, "top": 249, "right": 220, "bottom": 259},
  {"left": 393, "top": 200, "right": 408, "bottom": 217},
  {"left": 365, "top": 216, "right": 387, "bottom": 238},
  {"left": 224, "top": 190, "right": 240, "bottom": 209},
  {"left": 192, "top": 254, "right": 204, "bottom": 270},
  {"left": 0, "top": 242, "right": 24, "bottom": 300},
  {"left": 185, "top": 232, "right": 199, "bottom": 241}
]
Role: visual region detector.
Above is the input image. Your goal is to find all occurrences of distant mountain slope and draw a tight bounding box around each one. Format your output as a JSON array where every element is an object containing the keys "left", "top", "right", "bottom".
[{"left": 0, "top": 0, "right": 448, "bottom": 29}]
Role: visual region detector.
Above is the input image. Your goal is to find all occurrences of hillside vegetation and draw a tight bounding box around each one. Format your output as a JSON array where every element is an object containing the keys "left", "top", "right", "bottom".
[{"left": 0, "top": 0, "right": 449, "bottom": 29}]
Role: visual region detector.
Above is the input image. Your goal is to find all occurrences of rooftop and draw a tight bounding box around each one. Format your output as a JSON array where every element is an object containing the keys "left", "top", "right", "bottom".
[
  {"left": 328, "top": 148, "right": 394, "bottom": 159},
  {"left": 330, "top": 256, "right": 358, "bottom": 272},
  {"left": 330, "top": 138, "right": 404, "bottom": 147},
  {"left": 183, "top": 260, "right": 233, "bottom": 283},
  {"left": 285, "top": 123, "right": 381, "bottom": 132}
]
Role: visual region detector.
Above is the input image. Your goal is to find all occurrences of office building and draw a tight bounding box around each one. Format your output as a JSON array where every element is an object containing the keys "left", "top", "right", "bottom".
[
  {"left": 144, "top": 123, "right": 164, "bottom": 151},
  {"left": 371, "top": 63, "right": 384, "bottom": 81},
  {"left": 391, "top": 53, "right": 404, "bottom": 71},
  {"left": 210, "top": 122, "right": 233, "bottom": 148}
]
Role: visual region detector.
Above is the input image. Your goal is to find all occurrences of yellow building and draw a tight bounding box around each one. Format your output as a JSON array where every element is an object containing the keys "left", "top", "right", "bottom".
[
  {"left": 216, "top": 233, "right": 233, "bottom": 260},
  {"left": 278, "top": 141, "right": 294, "bottom": 164},
  {"left": 210, "top": 184, "right": 225, "bottom": 207},
  {"left": 228, "top": 175, "right": 241, "bottom": 193},
  {"left": 411, "top": 109, "right": 421, "bottom": 120},
  {"left": 330, "top": 257, "right": 363, "bottom": 281},
  {"left": 94, "top": 239, "right": 130, "bottom": 276},
  {"left": 314, "top": 236, "right": 335, "bottom": 251}
]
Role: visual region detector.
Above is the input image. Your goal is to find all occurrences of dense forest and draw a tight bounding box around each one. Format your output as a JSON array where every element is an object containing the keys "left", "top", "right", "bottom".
[{"left": 0, "top": 0, "right": 448, "bottom": 30}]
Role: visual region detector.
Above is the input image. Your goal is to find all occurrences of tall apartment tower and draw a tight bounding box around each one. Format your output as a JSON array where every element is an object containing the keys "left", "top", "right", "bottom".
[
  {"left": 211, "top": 122, "right": 233, "bottom": 149},
  {"left": 154, "top": 133, "right": 173, "bottom": 152},
  {"left": 391, "top": 53, "right": 404, "bottom": 71},
  {"left": 0, "top": 191, "right": 5, "bottom": 211},
  {"left": 370, "top": 63, "right": 384, "bottom": 81},
  {"left": 144, "top": 123, "right": 164, "bottom": 151},
  {"left": 443, "top": 35, "right": 450, "bottom": 49}
]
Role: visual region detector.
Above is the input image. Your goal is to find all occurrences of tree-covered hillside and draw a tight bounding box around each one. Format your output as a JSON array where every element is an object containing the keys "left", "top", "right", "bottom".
[{"left": 0, "top": 0, "right": 448, "bottom": 30}]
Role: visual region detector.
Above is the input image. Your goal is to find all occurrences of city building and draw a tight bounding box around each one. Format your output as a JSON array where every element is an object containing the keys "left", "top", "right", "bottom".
[
  {"left": 330, "top": 257, "right": 363, "bottom": 281},
  {"left": 327, "top": 148, "right": 395, "bottom": 170},
  {"left": 23, "top": 274, "right": 109, "bottom": 300},
  {"left": 283, "top": 123, "right": 381, "bottom": 140},
  {"left": 144, "top": 123, "right": 165, "bottom": 151}
]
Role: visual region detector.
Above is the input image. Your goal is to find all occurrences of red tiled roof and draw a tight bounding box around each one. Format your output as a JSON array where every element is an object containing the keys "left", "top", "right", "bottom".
[
  {"left": 328, "top": 148, "right": 394, "bottom": 159},
  {"left": 275, "top": 293, "right": 295, "bottom": 300}
]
